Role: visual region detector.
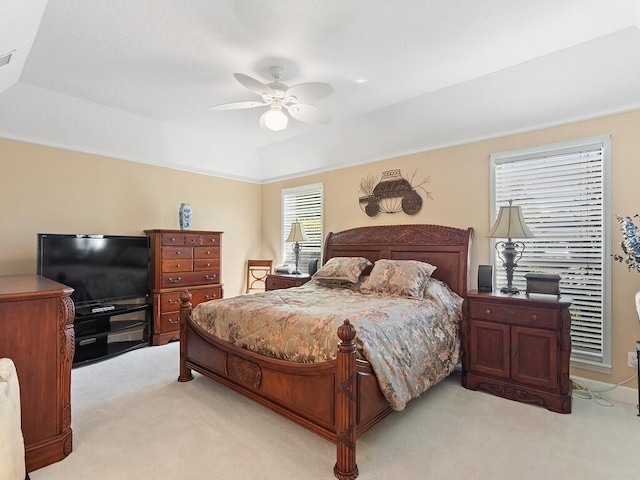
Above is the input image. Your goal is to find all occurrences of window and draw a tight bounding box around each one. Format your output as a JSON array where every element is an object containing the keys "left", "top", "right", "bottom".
[
  {"left": 282, "top": 183, "right": 323, "bottom": 274},
  {"left": 491, "top": 135, "right": 611, "bottom": 371}
]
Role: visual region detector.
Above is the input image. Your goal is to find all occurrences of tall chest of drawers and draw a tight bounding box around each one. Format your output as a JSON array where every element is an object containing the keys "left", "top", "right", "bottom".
[{"left": 145, "top": 229, "right": 223, "bottom": 345}]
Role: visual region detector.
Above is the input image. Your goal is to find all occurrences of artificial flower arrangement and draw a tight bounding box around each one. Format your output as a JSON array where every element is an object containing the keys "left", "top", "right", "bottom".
[{"left": 613, "top": 215, "right": 640, "bottom": 272}]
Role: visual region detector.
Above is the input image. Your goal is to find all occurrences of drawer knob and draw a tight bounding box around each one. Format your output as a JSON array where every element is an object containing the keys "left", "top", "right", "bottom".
[
  {"left": 205, "top": 294, "right": 217, "bottom": 300},
  {"left": 168, "top": 318, "right": 178, "bottom": 324},
  {"left": 176, "top": 251, "right": 182, "bottom": 255},
  {"left": 207, "top": 250, "right": 211, "bottom": 254},
  {"left": 168, "top": 276, "right": 182, "bottom": 283},
  {"left": 168, "top": 299, "right": 178, "bottom": 305},
  {"left": 171, "top": 237, "right": 176, "bottom": 242},
  {"left": 532, "top": 314, "right": 538, "bottom": 320},
  {"left": 485, "top": 309, "right": 491, "bottom": 315},
  {"left": 206, "top": 262, "right": 211, "bottom": 267},
  {"left": 205, "top": 274, "right": 216, "bottom": 280}
]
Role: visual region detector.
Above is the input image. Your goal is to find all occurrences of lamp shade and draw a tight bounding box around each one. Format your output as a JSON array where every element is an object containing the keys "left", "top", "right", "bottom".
[
  {"left": 286, "top": 221, "right": 308, "bottom": 243},
  {"left": 488, "top": 203, "right": 533, "bottom": 239}
]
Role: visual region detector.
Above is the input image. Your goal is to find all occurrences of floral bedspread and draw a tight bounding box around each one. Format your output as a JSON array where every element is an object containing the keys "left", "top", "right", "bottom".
[{"left": 191, "top": 278, "right": 462, "bottom": 410}]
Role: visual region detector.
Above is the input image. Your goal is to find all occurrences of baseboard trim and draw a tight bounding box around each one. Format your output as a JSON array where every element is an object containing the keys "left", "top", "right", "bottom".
[{"left": 571, "top": 375, "right": 638, "bottom": 406}]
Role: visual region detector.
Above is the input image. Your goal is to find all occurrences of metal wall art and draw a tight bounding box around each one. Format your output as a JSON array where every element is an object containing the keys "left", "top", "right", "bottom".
[{"left": 358, "top": 169, "right": 432, "bottom": 217}]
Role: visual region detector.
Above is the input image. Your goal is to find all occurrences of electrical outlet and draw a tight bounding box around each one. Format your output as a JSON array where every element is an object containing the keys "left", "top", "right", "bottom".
[{"left": 628, "top": 351, "right": 638, "bottom": 368}]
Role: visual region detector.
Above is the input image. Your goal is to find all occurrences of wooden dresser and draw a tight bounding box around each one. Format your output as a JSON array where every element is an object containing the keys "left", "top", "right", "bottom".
[
  {"left": 145, "top": 229, "right": 223, "bottom": 345},
  {"left": 461, "top": 290, "right": 572, "bottom": 414},
  {"left": 0, "top": 275, "right": 74, "bottom": 472}
]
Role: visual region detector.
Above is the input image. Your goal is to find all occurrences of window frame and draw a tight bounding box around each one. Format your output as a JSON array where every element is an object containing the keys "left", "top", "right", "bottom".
[{"left": 490, "top": 135, "right": 612, "bottom": 373}]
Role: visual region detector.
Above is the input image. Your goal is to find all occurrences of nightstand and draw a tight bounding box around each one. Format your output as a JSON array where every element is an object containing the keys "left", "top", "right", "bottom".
[
  {"left": 461, "top": 290, "right": 573, "bottom": 414},
  {"left": 265, "top": 273, "right": 311, "bottom": 291}
]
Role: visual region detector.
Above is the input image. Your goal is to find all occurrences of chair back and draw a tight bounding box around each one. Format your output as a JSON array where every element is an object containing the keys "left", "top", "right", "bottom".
[{"left": 246, "top": 260, "right": 273, "bottom": 293}]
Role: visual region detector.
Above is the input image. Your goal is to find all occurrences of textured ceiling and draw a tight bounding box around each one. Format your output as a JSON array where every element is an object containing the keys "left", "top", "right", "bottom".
[{"left": 1, "top": 0, "right": 640, "bottom": 182}]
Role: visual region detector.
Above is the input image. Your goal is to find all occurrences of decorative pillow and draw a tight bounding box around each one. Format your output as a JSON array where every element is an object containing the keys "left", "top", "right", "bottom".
[
  {"left": 360, "top": 259, "right": 436, "bottom": 299},
  {"left": 313, "top": 256, "right": 372, "bottom": 284}
]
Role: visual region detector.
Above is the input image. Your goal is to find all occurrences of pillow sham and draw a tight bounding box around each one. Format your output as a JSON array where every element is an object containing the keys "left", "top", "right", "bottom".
[
  {"left": 313, "top": 256, "right": 372, "bottom": 284},
  {"left": 360, "top": 259, "right": 436, "bottom": 299}
]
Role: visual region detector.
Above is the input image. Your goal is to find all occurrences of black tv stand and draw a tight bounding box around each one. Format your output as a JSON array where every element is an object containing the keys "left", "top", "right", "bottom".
[{"left": 73, "top": 302, "right": 151, "bottom": 367}]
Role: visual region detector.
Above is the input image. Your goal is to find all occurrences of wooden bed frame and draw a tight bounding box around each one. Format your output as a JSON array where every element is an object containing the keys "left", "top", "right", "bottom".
[{"left": 178, "top": 224, "right": 473, "bottom": 479}]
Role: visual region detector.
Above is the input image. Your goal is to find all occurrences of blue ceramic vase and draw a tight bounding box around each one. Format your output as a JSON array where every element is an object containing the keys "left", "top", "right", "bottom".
[{"left": 179, "top": 203, "right": 192, "bottom": 230}]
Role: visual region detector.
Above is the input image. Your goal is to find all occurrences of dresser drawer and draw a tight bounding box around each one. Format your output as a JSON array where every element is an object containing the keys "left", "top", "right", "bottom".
[
  {"left": 160, "top": 311, "right": 181, "bottom": 332},
  {"left": 162, "top": 246, "right": 193, "bottom": 259},
  {"left": 184, "top": 234, "right": 221, "bottom": 246},
  {"left": 161, "top": 233, "right": 185, "bottom": 246},
  {"left": 159, "top": 291, "right": 183, "bottom": 311},
  {"left": 468, "top": 301, "right": 556, "bottom": 328},
  {"left": 194, "top": 246, "right": 220, "bottom": 259},
  {"left": 194, "top": 258, "right": 220, "bottom": 270},
  {"left": 191, "top": 287, "right": 222, "bottom": 305},
  {"left": 161, "top": 259, "right": 193, "bottom": 273},
  {"left": 161, "top": 270, "right": 220, "bottom": 288}
]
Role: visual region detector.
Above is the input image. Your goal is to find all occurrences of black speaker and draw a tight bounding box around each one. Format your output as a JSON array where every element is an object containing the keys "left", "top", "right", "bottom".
[{"left": 478, "top": 265, "right": 493, "bottom": 292}]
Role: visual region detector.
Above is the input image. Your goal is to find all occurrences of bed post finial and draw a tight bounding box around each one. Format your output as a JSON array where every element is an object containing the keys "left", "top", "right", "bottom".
[
  {"left": 178, "top": 290, "right": 194, "bottom": 383},
  {"left": 334, "top": 319, "right": 359, "bottom": 480}
]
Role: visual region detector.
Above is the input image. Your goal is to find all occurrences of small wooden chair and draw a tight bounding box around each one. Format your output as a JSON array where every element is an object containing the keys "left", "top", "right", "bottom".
[{"left": 246, "top": 260, "right": 273, "bottom": 294}]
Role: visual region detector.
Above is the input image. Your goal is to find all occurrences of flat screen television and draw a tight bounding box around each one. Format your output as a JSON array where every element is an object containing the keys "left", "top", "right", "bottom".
[{"left": 37, "top": 233, "right": 150, "bottom": 309}]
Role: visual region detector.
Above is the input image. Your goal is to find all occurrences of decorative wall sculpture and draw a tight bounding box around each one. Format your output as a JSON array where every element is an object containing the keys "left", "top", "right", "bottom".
[{"left": 358, "top": 169, "right": 432, "bottom": 217}]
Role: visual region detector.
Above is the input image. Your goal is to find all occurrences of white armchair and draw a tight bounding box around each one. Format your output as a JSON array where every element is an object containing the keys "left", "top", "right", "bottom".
[{"left": 0, "top": 358, "right": 26, "bottom": 480}]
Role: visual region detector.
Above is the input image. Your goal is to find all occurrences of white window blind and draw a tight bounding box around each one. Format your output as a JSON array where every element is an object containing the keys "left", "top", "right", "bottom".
[
  {"left": 282, "top": 184, "right": 323, "bottom": 274},
  {"left": 491, "top": 136, "right": 611, "bottom": 369}
]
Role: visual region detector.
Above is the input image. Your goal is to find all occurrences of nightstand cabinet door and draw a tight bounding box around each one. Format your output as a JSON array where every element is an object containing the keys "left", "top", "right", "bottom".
[
  {"left": 511, "top": 325, "right": 558, "bottom": 390},
  {"left": 462, "top": 291, "right": 572, "bottom": 414},
  {"left": 469, "top": 320, "right": 510, "bottom": 379}
]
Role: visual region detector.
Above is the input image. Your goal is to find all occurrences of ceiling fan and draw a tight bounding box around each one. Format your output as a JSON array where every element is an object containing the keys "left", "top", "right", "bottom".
[{"left": 209, "top": 66, "right": 333, "bottom": 131}]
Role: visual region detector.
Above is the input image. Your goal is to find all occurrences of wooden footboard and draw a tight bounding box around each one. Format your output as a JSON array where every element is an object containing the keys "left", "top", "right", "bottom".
[{"left": 178, "top": 291, "right": 390, "bottom": 479}]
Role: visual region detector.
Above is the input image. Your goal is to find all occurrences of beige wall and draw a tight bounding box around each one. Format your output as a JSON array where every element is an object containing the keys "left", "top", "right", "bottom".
[
  {"left": 262, "top": 109, "right": 640, "bottom": 386},
  {"left": 0, "top": 138, "right": 262, "bottom": 297},
  {"left": 3, "top": 109, "right": 640, "bottom": 386}
]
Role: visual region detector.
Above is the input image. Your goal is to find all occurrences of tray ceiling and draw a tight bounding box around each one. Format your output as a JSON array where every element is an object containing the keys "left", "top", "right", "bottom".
[{"left": 1, "top": 0, "right": 639, "bottom": 182}]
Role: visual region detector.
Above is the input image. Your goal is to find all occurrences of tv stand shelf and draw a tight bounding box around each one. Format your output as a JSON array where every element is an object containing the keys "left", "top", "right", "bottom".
[{"left": 73, "top": 302, "right": 150, "bottom": 366}]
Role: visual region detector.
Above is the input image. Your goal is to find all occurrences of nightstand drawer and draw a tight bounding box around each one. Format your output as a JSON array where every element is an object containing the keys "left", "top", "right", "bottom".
[
  {"left": 265, "top": 274, "right": 310, "bottom": 291},
  {"left": 468, "top": 301, "right": 556, "bottom": 328}
]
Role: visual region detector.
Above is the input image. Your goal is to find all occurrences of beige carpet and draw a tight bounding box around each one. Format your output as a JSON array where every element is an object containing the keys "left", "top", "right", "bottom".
[{"left": 30, "top": 343, "right": 638, "bottom": 480}]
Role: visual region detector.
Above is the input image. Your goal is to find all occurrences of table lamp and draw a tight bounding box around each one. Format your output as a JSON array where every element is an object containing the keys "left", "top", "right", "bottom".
[
  {"left": 286, "top": 220, "right": 308, "bottom": 275},
  {"left": 488, "top": 200, "right": 534, "bottom": 294}
]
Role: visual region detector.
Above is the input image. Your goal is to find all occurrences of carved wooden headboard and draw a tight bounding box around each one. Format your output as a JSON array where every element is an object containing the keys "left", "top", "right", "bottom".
[{"left": 323, "top": 224, "right": 474, "bottom": 297}]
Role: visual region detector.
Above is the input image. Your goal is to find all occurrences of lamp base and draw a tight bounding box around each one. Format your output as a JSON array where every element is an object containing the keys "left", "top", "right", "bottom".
[{"left": 500, "top": 285, "right": 521, "bottom": 295}]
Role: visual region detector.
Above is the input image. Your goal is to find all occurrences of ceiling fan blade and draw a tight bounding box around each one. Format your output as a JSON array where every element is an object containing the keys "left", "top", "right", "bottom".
[
  {"left": 286, "top": 103, "right": 332, "bottom": 125},
  {"left": 208, "top": 101, "right": 267, "bottom": 111},
  {"left": 233, "top": 73, "right": 274, "bottom": 97},
  {"left": 285, "top": 82, "right": 333, "bottom": 104}
]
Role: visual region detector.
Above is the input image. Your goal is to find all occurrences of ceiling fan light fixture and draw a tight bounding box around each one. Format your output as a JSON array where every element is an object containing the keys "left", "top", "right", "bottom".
[{"left": 261, "top": 108, "right": 288, "bottom": 131}]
